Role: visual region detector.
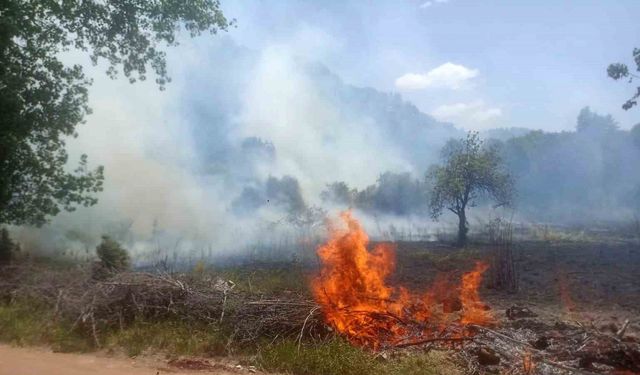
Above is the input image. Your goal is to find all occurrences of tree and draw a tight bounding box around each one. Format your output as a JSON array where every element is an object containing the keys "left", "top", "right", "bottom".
[
  {"left": 428, "top": 132, "right": 514, "bottom": 246},
  {"left": 0, "top": 1, "right": 231, "bottom": 226},
  {"left": 576, "top": 107, "right": 618, "bottom": 133},
  {"left": 0, "top": 228, "right": 17, "bottom": 265},
  {"left": 320, "top": 182, "right": 356, "bottom": 206},
  {"left": 607, "top": 48, "right": 640, "bottom": 110}
]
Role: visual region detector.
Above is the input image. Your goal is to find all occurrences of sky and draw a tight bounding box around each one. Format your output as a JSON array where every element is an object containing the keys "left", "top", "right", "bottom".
[{"left": 220, "top": 0, "right": 640, "bottom": 131}]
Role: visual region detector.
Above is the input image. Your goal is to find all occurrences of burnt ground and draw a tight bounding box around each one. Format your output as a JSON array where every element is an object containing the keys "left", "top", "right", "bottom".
[
  {"left": 391, "top": 240, "right": 640, "bottom": 326},
  {"left": 385, "top": 239, "right": 640, "bottom": 373}
]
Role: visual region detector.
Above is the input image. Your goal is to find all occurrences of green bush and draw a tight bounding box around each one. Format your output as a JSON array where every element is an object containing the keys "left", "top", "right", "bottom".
[{"left": 94, "top": 236, "right": 130, "bottom": 278}]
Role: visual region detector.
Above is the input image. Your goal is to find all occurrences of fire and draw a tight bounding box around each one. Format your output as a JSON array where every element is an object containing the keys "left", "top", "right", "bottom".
[
  {"left": 460, "top": 261, "right": 493, "bottom": 325},
  {"left": 312, "top": 211, "right": 493, "bottom": 348},
  {"left": 522, "top": 351, "right": 535, "bottom": 374}
]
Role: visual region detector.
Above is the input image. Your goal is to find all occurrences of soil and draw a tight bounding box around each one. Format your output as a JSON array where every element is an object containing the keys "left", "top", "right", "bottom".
[
  {"left": 391, "top": 239, "right": 640, "bottom": 328},
  {"left": 0, "top": 344, "right": 260, "bottom": 375}
]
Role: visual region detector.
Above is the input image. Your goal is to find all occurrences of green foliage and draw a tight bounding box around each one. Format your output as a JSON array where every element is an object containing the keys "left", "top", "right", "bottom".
[
  {"left": 428, "top": 132, "right": 514, "bottom": 245},
  {"left": 258, "top": 339, "right": 461, "bottom": 375},
  {"left": 607, "top": 47, "right": 640, "bottom": 110},
  {"left": 0, "top": 0, "right": 231, "bottom": 226},
  {"left": 95, "top": 236, "right": 129, "bottom": 272},
  {"left": 576, "top": 106, "right": 618, "bottom": 133}
]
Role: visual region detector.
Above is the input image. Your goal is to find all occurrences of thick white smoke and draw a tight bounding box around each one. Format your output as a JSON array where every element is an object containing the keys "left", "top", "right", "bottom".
[
  {"left": 237, "top": 45, "right": 411, "bottom": 199},
  {"left": 13, "top": 34, "right": 432, "bottom": 262}
]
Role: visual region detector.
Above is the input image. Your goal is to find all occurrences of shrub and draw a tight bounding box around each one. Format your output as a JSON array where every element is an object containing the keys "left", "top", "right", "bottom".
[{"left": 93, "top": 236, "right": 130, "bottom": 278}]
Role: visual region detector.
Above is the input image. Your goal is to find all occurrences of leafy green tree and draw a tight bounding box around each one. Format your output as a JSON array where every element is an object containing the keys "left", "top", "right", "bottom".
[
  {"left": 428, "top": 132, "right": 514, "bottom": 246},
  {"left": 608, "top": 48, "right": 640, "bottom": 110},
  {"left": 0, "top": 0, "right": 231, "bottom": 226}
]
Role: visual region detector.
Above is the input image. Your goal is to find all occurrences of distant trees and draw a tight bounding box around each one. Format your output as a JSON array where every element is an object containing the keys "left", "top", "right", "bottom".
[
  {"left": 320, "top": 173, "right": 429, "bottom": 216},
  {"left": 498, "top": 108, "right": 640, "bottom": 221},
  {"left": 631, "top": 124, "right": 640, "bottom": 149},
  {"left": 320, "top": 182, "right": 356, "bottom": 207},
  {"left": 0, "top": 1, "right": 231, "bottom": 226},
  {"left": 428, "top": 132, "right": 514, "bottom": 246},
  {"left": 576, "top": 107, "right": 618, "bottom": 134},
  {"left": 232, "top": 175, "right": 306, "bottom": 216},
  {"left": 608, "top": 47, "right": 640, "bottom": 110}
]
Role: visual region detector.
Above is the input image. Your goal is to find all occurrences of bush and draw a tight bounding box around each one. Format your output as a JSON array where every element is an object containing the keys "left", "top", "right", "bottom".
[{"left": 93, "top": 236, "right": 129, "bottom": 278}]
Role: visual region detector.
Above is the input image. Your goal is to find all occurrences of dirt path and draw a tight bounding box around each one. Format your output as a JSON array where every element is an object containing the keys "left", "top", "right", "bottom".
[{"left": 0, "top": 344, "right": 245, "bottom": 375}]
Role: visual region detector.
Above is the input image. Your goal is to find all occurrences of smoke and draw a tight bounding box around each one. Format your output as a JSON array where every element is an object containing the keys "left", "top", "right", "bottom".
[
  {"left": 19, "top": 14, "right": 636, "bottom": 263},
  {"left": 236, "top": 45, "right": 411, "bottom": 197},
  {"left": 12, "top": 26, "right": 460, "bottom": 262}
]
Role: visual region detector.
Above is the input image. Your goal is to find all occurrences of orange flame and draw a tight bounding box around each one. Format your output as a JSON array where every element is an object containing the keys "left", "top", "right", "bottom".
[
  {"left": 460, "top": 261, "right": 493, "bottom": 325},
  {"left": 556, "top": 270, "right": 576, "bottom": 314},
  {"left": 523, "top": 351, "right": 535, "bottom": 374},
  {"left": 312, "top": 211, "right": 493, "bottom": 348}
]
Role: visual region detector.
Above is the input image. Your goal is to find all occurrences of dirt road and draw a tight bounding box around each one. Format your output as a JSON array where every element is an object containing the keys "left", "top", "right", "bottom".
[{"left": 0, "top": 344, "right": 243, "bottom": 375}]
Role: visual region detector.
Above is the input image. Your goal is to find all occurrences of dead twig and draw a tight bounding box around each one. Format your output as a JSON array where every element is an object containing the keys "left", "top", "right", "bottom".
[
  {"left": 394, "top": 336, "right": 473, "bottom": 348},
  {"left": 297, "top": 306, "right": 321, "bottom": 352},
  {"left": 616, "top": 319, "right": 630, "bottom": 339}
]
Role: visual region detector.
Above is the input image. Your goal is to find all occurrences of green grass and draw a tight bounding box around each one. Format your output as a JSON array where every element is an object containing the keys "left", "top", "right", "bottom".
[
  {"left": 212, "top": 265, "right": 310, "bottom": 294},
  {"left": 0, "top": 301, "right": 92, "bottom": 352},
  {"left": 258, "top": 338, "right": 462, "bottom": 375},
  {"left": 0, "top": 300, "right": 235, "bottom": 357},
  {"left": 104, "top": 320, "right": 231, "bottom": 357}
]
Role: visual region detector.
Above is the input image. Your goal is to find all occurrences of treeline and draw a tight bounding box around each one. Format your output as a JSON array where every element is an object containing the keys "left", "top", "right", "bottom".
[
  {"left": 230, "top": 107, "right": 640, "bottom": 224},
  {"left": 320, "top": 173, "right": 428, "bottom": 216},
  {"left": 497, "top": 107, "right": 640, "bottom": 222}
]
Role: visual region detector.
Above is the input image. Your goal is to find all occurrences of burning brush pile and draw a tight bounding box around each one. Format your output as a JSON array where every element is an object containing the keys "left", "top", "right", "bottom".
[{"left": 311, "top": 211, "right": 493, "bottom": 349}]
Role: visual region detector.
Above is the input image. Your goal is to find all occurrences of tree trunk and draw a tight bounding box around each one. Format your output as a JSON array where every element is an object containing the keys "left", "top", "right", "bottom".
[{"left": 457, "top": 209, "right": 468, "bottom": 247}]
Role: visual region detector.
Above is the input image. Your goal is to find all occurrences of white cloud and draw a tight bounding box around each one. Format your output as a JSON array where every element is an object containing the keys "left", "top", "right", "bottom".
[
  {"left": 420, "top": 0, "right": 450, "bottom": 9},
  {"left": 394, "top": 62, "right": 478, "bottom": 90},
  {"left": 432, "top": 100, "right": 503, "bottom": 129}
]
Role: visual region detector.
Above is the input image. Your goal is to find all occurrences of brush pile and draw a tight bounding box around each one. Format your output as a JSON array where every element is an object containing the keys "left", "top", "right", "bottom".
[{"left": 0, "top": 264, "right": 324, "bottom": 346}]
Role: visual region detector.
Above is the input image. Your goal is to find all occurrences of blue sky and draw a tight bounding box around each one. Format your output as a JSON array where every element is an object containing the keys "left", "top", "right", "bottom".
[{"left": 221, "top": 0, "right": 640, "bottom": 131}]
